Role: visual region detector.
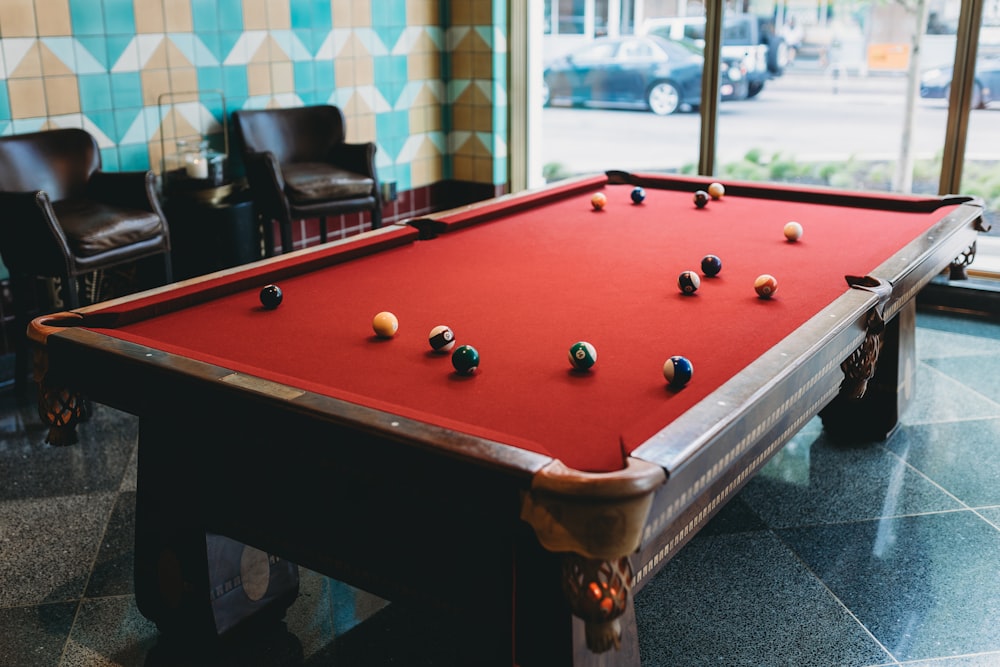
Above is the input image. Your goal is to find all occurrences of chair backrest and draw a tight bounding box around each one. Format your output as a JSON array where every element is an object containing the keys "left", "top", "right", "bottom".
[
  {"left": 233, "top": 105, "right": 348, "bottom": 165},
  {"left": 0, "top": 128, "right": 100, "bottom": 201}
]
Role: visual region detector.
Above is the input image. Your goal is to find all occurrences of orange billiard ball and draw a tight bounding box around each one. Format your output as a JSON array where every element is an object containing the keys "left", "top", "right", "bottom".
[
  {"left": 591, "top": 192, "right": 607, "bottom": 210},
  {"left": 784, "top": 221, "right": 803, "bottom": 242}
]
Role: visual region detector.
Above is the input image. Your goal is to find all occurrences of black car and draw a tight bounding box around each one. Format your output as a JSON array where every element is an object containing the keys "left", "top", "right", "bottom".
[
  {"left": 920, "top": 53, "right": 1000, "bottom": 109},
  {"left": 542, "top": 35, "right": 749, "bottom": 116}
]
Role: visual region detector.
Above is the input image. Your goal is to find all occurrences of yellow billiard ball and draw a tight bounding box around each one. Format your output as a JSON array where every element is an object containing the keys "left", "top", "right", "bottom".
[
  {"left": 372, "top": 311, "right": 399, "bottom": 338},
  {"left": 707, "top": 182, "right": 725, "bottom": 200}
]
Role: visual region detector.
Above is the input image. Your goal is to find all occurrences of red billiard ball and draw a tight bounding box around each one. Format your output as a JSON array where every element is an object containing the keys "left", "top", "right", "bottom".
[
  {"left": 259, "top": 284, "right": 283, "bottom": 309},
  {"left": 754, "top": 274, "right": 778, "bottom": 298}
]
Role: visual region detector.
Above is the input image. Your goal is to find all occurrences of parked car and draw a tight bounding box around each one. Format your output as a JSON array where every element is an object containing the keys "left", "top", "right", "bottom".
[
  {"left": 542, "top": 35, "right": 750, "bottom": 116},
  {"left": 920, "top": 53, "right": 1000, "bottom": 109},
  {"left": 639, "top": 13, "right": 787, "bottom": 98}
]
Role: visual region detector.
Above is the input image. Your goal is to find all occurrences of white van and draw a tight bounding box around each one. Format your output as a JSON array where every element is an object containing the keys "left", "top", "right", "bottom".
[{"left": 639, "top": 14, "right": 782, "bottom": 98}]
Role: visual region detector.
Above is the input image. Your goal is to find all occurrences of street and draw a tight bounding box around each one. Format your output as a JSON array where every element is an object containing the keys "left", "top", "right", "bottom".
[{"left": 541, "top": 69, "right": 1000, "bottom": 177}]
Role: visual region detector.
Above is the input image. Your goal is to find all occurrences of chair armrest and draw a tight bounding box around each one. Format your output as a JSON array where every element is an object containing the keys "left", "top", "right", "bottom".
[
  {"left": 0, "top": 190, "right": 73, "bottom": 275},
  {"left": 87, "top": 170, "right": 159, "bottom": 212},
  {"left": 242, "top": 150, "right": 291, "bottom": 221},
  {"left": 329, "top": 142, "right": 378, "bottom": 181}
]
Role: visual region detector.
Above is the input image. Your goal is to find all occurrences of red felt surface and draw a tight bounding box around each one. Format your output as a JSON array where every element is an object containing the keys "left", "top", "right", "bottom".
[{"left": 86, "top": 180, "right": 956, "bottom": 472}]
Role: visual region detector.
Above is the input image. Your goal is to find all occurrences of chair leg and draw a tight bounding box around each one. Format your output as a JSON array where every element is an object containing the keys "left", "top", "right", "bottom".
[
  {"left": 10, "top": 274, "right": 32, "bottom": 401},
  {"left": 371, "top": 206, "right": 382, "bottom": 230},
  {"left": 319, "top": 217, "right": 328, "bottom": 244}
]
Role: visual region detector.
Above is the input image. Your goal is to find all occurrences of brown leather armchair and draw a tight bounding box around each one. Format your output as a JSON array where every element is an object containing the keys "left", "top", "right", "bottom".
[
  {"left": 0, "top": 128, "right": 172, "bottom": 395},
  {"left": 233, "top": 105, "right": 382, "bottom": 255}
]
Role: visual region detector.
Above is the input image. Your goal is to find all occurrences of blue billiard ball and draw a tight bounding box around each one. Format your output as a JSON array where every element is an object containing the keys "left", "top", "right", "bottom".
[
  {"left": 631, "top": 187, "right": 646, "bottom": 204},
  {"left": 701, "top": 254, "right": 722, "bottom": 277},
  {"left": 663, "top": 356, "right": 693, "bottom": 388}
]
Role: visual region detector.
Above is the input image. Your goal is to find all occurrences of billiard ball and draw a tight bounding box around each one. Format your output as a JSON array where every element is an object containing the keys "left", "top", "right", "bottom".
[
  {"left": 784, "top": 221, "right": 803, "bottom": 242},
  {"left": 372, "top": 311, "right": 399, "bottom": 338},
  {"left": 701, "top": 254, "right": 722, "bottom": 277},
  {"left": 707, "top": 182, "right": 725, "bottom": 200},
  {"left": 259, "top": 284, "right": 283, "bottom": 309},
  {"left": 452, "top": 344, "right": 480, "bottom": 375},
  {"left": 663, "top": 356, "right": 693, "bottom": 388},
  {"left": 677, "top": 270, "right": 701, "bottom": 295},
  {"left": 630, "top": 187, "right": 646, "bottom": 204},
  {"left": 429, "top": 324, "right": 456, "bottom": 352},
  {"left": 568, "top": 341, "right": 597, "bottom": 371},
  {"left": 591, "top": 192, "right": 607, "bottom": 210},
  {"left": 754, "top": 274, "right": 778, "bottom": 298},
  {"left": 693, "top": 190, "right": 709, "bottom": 209}
]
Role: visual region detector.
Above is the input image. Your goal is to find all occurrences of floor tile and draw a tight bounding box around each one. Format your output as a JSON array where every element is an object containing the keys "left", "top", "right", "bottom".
[
  {"left": 886, "top": 418, "right": 1000, "bottom": 508},
  {"left": 902, "top": 363, "right": 1000, "bottom": 426},
  {"left": 778, "top": 511, "right": 1000, "bottom": 662},
  {"left": 635, "top": 530, "right": 894, "bottom": 667},
  {"left": 0, "top": 602, "right": 77, "bottom": 667},
  {"left": 741, "top": 425, "right": 963, "bottom": 529},
  {"left": 0, "top": 492, "right": 116, "bottom": 607},
  {"left": 923, "top": 353, "right": 1000, "bottom": 405},
  {"left": 84, "top": 491, "right": 136, "bottom": 599}
]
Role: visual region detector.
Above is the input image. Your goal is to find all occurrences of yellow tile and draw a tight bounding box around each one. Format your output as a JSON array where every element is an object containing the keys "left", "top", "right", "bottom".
[
  {"left": 351, "top": 0, "right": 371, "bottom": 26},
  {"left": 266, "top": 0, "right": 290, "bottom": 30},
  {"left": 407, "top": 0, "right": 438, "bottom": 26},
  {"left": 8, "top": 78, "right": 46, "bottom": 119},
  {"left": 473, "top": 156, "right": 494, "bottom": 183},
  {"left": 411, "top": 157, "right": 442, "bottom": 188},
  {"left": 44, "top": 76, "right": 80, "bottom": 115},
  {"left": 0, "top": 0, "right": 37, "bottom": 38},
  {"left": 36, "top": 0, "right": 72, "bottom": 35},
  {"left": 331, "top": 0, "right": 352, "bottom": 26},
  {"left": 473, "top": 52, "right": 493, "bottom": 78},
  {"left": 348, "top": 114, "right": 376, "bottom": 142},
  {"left": 334, "top": 58, "right": 356, "bottom": 86},
  {"left": 450, "top": 0, "right": 472, "bottom": 25},
  {"left": 169, "top": 67, "right": 198, "bottom": 94},
  {"left": 140, "top": 68, "right": 171, "bottom": 106},
  {"left": 451, "top": 104, "right": 471, "bottom": 130},
  {"left": 473, "top": 106, "right": 493, "bottom": 132},
  {"left": 451, "top": 53, "right": 473, "bottom": 79},
  {"left": 246, "top": 62, "right": 271, "bottom": 96},
  {"left": 408, "top": 52, "right": 440, "bottom": 79},
  {"left": 165, "top": 38, "right": 195, "bottom": 68},
  {"left": 472, "top": 2, "right": 492, "bottom": 25},
  {"left": 134, "top": 0, "right": 166, "bottom": 34},
  {"left": 242, "top": 0, "right": 268, "bottom": 30},
  {"left": 354, "top": 57, "right": 373, "bottom": 86},
  {"left": 452, "top": 154, "right": 473, "bottom": 180},
  {"left": 270, "top": 62, "right": 294, "bottom": 94},
  {"left": 164, "top": 0, "right": 193, "bottom": 32}
]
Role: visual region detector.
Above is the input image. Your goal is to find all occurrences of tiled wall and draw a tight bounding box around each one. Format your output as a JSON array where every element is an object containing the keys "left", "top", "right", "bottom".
[
  {"left": 0, "top": 0, "right": 507, "bottom": 194},
  {"left": 0, "top": 0, "right": 509, "bottom": 358}
]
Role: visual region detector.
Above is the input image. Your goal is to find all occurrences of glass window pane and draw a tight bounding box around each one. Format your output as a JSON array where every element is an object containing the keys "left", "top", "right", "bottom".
[{"left": 963, "top": 13, "right": 1000, "bottom": 277}]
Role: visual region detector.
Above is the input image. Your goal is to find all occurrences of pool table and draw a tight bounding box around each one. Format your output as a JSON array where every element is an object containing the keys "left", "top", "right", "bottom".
[{"left": 29, "top": 171, "right": 986, "bottom": 666}]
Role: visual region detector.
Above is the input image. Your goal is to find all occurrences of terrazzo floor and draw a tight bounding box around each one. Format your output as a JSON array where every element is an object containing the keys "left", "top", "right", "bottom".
[{"left": 1, "top": 308, "right": 999, "bottom": 667}]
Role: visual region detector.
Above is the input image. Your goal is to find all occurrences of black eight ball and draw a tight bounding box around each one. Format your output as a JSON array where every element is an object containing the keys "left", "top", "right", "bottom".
[{"left": 260, "top": 284, "right": 283, "bottom": 309}]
